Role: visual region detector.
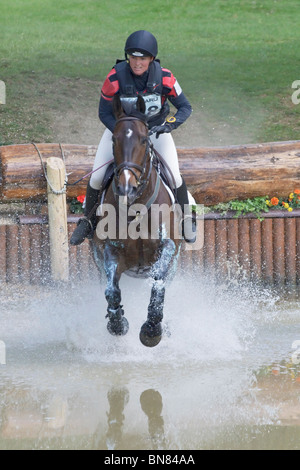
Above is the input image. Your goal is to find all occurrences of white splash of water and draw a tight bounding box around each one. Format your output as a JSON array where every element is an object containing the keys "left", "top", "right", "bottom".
[{"left": 0, "top": 268, "right": 285, "bottom": 366}]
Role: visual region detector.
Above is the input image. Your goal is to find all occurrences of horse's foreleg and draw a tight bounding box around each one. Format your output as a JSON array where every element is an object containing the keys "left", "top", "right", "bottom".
[
  {"left": 104, "top": 245, "right": 129, "bottom": 336},
  {"left": 140, "top": 239, "right": 176, "bottom": 347},
  {"left": 139, "top": 281, "right": 165, "bottom": 347}
]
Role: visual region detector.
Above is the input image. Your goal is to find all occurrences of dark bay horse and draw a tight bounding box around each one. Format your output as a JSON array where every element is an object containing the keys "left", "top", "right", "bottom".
[{"left": 91, "top": 95, "right": 182, "bottom": 347}]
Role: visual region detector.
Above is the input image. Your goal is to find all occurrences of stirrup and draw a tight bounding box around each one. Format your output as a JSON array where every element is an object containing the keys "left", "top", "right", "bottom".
[
  {"left": 85, "top": 217, "right": 95, "bottom": 240},
  {"left": 182, "top": 213, "right": 197, "bottom": 243}
]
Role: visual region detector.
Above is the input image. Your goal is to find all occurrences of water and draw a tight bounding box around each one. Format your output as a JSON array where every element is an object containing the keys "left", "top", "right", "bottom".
[{"left": 0, "top": 269, "right": 300, "bottom": 450}]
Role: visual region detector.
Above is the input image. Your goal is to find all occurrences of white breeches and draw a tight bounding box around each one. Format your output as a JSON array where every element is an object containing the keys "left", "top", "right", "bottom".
[{"left": 90, "top": 128, "right": 183, "bottom": 190}]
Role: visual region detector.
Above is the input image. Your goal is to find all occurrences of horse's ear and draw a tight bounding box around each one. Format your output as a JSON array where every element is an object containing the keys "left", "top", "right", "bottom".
[
  {"left": 113, "top": 95, "right": 125, "bottom": 120},
  {"left": 136, "top": 94, "right": 146, "bottom": 115}
]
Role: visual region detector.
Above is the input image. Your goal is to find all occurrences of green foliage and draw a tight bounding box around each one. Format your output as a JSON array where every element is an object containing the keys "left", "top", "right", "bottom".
[
  {"left": 229, "top": 197, "right": 270, "bottom": 219},
  {"left": 69, "top": 196, "right": 84, "bottom": 214},
  {"left": 209, "top": 197, "right": 269, "bottom": 220},
  {"left": 207, "top": 190, "right": 300, "bottom": 220}
]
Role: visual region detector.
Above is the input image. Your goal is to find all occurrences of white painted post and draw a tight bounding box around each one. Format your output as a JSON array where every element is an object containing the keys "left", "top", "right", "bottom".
[{"left": 47, "top": 157, "right": 69, "bottom": 282}]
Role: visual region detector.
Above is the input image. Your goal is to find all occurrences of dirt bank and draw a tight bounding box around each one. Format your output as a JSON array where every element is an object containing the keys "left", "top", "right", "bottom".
[{"left": 45, "top": 77, "right": 259, "bottom": 148}]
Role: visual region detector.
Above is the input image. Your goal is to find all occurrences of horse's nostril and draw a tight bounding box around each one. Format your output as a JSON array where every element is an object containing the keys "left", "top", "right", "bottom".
[
  {"left": 117, "top": 185, "right": 137, "bottom": 196},
  {"left": 129, "top": 186, "right": 137, "bottom": 197}
]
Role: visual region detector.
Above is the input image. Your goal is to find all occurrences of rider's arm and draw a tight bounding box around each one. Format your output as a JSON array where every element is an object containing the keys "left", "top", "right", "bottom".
[
  {"left": 162, "top": 68, "right": 192, "bottom": 129},
  {"left": 98, "top": 67, "right": 119, "bottom": 132},
  {"left": 98, "top": 96, "right": 116, "bottom": 133},
  {"left": 167, "top": 92, "right": 192, "bottom": 129}
]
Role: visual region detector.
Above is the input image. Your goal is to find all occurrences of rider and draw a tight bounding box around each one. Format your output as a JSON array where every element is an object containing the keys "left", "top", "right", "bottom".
[{"left": 70, "top": 30, "right": 195, "bottom": 245}]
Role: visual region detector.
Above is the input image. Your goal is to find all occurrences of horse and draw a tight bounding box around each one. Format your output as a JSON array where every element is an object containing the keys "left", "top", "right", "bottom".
[{"left": 91, "top": 95, "right": 182, "bottom": 347}]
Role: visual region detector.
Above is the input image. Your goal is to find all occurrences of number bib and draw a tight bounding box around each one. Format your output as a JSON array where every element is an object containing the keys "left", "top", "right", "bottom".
[{"left": 120, "top": 94, "right": 162, "bottom": 118}]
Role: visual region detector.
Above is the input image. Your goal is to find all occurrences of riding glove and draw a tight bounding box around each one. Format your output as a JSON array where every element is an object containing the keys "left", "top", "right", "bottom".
[{"left": 149, "top": 122, "right": 174, "bottom": 139}]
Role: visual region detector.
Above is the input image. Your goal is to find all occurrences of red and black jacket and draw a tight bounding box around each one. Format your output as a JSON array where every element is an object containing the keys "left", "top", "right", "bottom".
[{"left": 99, "top": 60, "right": 192, "bottom": 131}]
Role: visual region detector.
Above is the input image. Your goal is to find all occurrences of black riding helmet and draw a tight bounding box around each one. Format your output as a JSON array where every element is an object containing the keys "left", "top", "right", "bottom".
[{"left": 125, "top": 30, "right": 158, "bottom": 58}]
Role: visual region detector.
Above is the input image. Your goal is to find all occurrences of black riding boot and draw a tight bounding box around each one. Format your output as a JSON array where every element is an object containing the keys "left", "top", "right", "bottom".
[
  {"left": 70, "top": 181, "right": 100, "bottom": 245},
  {"left": 176, "top": 179, "right": 196, "bottom": 243}
]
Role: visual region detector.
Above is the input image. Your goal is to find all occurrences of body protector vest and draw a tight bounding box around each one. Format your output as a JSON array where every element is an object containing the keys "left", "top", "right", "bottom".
[{"left": 114, "top": 60, "right": 170, "bottom": 128}]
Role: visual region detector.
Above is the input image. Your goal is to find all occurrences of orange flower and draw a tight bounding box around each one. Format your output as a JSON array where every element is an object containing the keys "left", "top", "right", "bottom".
[
  {"left": 294, "top": 189, "right": 300, "bottom": 194},
  {"left": 77, "top": 195, "right": 85, "bottom": 204},
  {"left": 270, "top": 197, "right": 279, "bottom": 206}
]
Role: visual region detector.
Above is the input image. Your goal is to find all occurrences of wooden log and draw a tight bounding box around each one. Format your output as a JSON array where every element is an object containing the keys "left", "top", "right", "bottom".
[
  {"left": 29, "top": 224, "right": 42, "bottom": 284},
  {"left": 19, "top": 224, "right": 31, "bottom": 284},
  {"left": 0, "top": 226, "right": 7, "bottom": 283},
  {"left": 273, "top": 218, "right": 285, "bottom": 285},
  {"left": 261, "top": 218, "right": 273, "bottom": 284},
  {"left": 285, "top": 218, "right": 296, "bottom": 285},
  {"left": 204, "top": 219, "right": 215, "bottom": 272},
  {"left": 296, "top": 219, "right": 300, "bottom": 284},
  {"left": 227, "top": 219, "right": 239, "bottom": 277},
  {"left": 215, "top": 219, "right": 227, "bottom": 277},
  {"left": 1, "top": 141, "right": 300, "bottom": 204},
  {"left": 238, "top": 219, "right": 250, "bottom": 279},
  {"left": 249, "top": 218, "right": 262, "bottom": 281},
  {"left": 6, "top": 225, "right": 19, "bottom": 283},
  {"left": 179, "top": 140, "right": 300, "bottom": 204}
]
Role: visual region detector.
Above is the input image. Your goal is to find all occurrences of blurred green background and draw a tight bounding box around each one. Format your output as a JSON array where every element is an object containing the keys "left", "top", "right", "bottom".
[{"left": 1, "top": 0, "right": 300, "bottom": 146}]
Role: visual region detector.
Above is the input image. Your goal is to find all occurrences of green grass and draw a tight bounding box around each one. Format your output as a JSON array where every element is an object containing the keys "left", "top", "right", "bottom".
[{"left": 1, "top": 0, "right": 300, "bottom": 146}]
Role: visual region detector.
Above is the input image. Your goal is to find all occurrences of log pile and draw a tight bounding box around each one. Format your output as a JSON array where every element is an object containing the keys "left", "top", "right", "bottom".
[{"left": 1, "top": 141, "right": 300, "bottom": 204}]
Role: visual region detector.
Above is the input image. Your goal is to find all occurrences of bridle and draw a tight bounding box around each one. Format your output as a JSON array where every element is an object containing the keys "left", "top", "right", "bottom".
[{"left": 112, "top": 116, "right": 154, "bottom": 199}]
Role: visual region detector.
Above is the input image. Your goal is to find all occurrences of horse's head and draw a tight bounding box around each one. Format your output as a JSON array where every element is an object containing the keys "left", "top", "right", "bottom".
[{"left": 112, "top": 95, "right": 150, "bottom": 205}]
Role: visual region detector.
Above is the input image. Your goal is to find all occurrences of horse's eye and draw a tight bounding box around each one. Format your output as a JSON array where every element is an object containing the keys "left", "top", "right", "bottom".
[{"left": 141, "top": 137, "right": 147, "bottom": 145}]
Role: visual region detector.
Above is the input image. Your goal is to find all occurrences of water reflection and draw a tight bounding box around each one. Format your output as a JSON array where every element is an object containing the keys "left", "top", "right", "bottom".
[
  {"left": 140, "top": 389, "right": 166, "bottom": 450},
  {"left": 104, "top": 387, "right": 129, "bottom": 450},
  {"left": 0, "top": 378, "right": 167, "bottom": 450},
  {"left": 96, "top": 387, "right": 166, "bottom": 450},
  {"left": 1, "top": 362, "right": 300, "bottom": 450}
]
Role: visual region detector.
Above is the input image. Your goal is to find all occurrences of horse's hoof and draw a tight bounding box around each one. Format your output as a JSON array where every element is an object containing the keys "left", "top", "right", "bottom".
[
  {"left": 107, "top": 316, "right": 129, "bottom": 336},
  {"left": 139, "top": 321, "right": 162, "bottom": 347}
]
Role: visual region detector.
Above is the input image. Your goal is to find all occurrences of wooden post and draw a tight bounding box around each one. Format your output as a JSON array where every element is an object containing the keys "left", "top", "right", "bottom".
[{"left": 47, "top": 157, "right": 69, "bottom": 282}]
